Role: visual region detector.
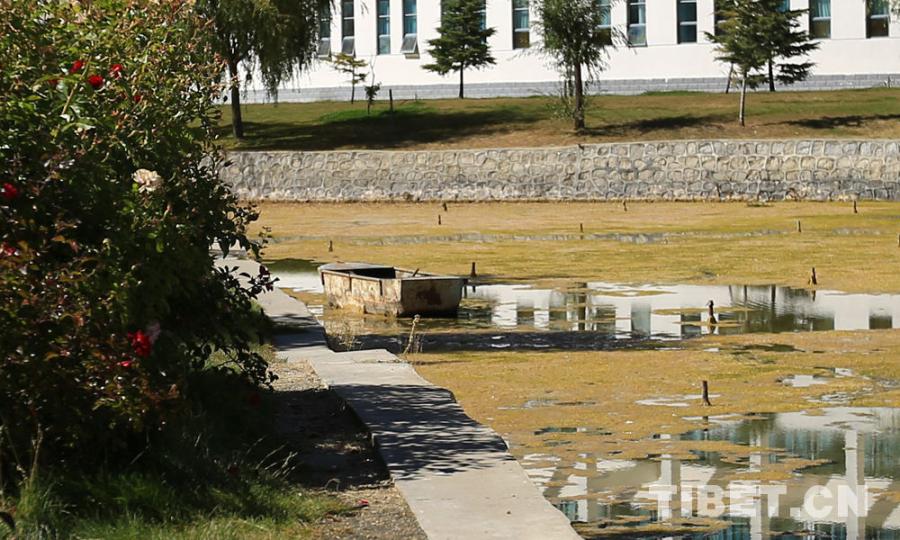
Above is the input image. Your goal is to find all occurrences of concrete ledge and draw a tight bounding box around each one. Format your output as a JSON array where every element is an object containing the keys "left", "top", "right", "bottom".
[{"left": 222, "top": 259, "right": 579, "bottom": 539}]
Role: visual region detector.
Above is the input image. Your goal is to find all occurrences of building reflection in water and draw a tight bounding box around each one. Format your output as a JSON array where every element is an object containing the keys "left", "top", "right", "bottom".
[
  {"left": 466, "top": 282, "right": 900, "bottom": 338},
  {"left": 271, "top": 266, "right": 900, "bottom": 340},
  {"left": 529, "top": 408, "right": 900, "bottom": 539}
]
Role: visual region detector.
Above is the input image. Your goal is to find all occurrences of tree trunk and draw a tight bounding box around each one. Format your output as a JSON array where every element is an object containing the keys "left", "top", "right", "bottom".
[
  {"left": 739, "top": 75, "right": 747, "bottom": 127},
  {"left": 228, "top": 57, "right": 244, "bottom": 139},
  {"left": 573, "top": 63, "right": 585, "bottom": 131},
  {"left": 351, "top": 81, "right": 356, "bottom": 104},
  {"left": 725, "top": 63, "right": 734, "bottom": 94},
  {"left": 459, "top": 66, "right": 464, "bottom": 99},
  {"left": 768, "top": 59, "right": 776, "bottom": 92}
]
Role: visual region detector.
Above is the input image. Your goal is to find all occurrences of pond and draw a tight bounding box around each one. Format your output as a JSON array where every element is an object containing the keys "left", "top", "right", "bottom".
[
  {"left": 268, "top": 259, "right": 900, "bottom": 352},
  {"left": 527, "top": 407, "right": 900, "bottom": 539}
]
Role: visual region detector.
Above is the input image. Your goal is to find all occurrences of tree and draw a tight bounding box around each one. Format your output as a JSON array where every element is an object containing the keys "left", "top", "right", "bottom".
[
  {"left": 330, "top": 53, "right": 368, "bottom": 103},
  {"left": 196, "top": 0, "right": 327, "bottom": 138},
  {"left": 535, "top": 0, "right": 616, "bottom": 131},
  {"left": 707, "top": 0, "right": 815, "bottom": 126},
  {"left": 1, "top": 0, "right": 273, "bottom": 478},
  {"left": 424, "top": 0, "right": 496, "bottom": 99},
  {"left": 758, "top": 0, "right": 818, "bottom": 92}
]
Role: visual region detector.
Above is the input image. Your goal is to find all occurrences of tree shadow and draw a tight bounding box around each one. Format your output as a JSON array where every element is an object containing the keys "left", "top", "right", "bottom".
[
  {"left": 782, "top": 113, "right": 900, "bottom": 130},
  {"left": 324, "top": 383, "right": 513, "bottom": 480},
  {"left": 275, "top": 386, "right": 392, "bottom": 489},
  {"left": 583, "top": 113, "right": 730, "bottom": 137},
  {"left": 345, "top": 331, "right": 670, "bottom": 354},
  {"left": 220, "top": 106, "right": 541, "bottom": 151}
]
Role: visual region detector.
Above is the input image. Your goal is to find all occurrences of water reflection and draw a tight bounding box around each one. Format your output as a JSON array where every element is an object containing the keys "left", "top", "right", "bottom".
[
  {"left": 268, "top": 260, "right": 900, "bottom": 352},
  {"left": 525, "top": 408, "right": 900, "bottom": 539}
]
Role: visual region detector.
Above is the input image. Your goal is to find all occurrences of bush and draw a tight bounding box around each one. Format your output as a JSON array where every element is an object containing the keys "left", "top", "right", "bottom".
[{"left": 0, "top": 0, "right": 274, "bottom": 485}]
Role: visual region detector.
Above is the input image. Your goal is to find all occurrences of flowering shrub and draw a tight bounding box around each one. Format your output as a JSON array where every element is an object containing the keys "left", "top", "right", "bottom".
[{"left": 0, "top": 0, "right": 273, "bottom": 479}]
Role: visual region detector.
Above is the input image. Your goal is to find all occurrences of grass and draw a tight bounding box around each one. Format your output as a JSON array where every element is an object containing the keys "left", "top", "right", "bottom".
[
  {"left": 254, "top": 201, "right": 900, "bottom": 294},
  {"left": 1, "top": 359, "right": 348, "bottom": 539},
  {"left": 218, "top": 88, "right": 900, "bottom": 151}
]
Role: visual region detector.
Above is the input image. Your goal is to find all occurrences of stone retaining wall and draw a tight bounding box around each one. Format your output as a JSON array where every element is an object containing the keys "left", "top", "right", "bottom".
[{"left": 222, "top": 139, "right": 900, "bottom": 201}]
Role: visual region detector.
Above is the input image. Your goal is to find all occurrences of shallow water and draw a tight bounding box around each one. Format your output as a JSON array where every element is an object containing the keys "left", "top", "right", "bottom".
[
  {"left": 268, "top": 259, "right": 900, "bottom": 352},
  {"left": 526, "top": 407, "right": 900, "bottom": 539}
]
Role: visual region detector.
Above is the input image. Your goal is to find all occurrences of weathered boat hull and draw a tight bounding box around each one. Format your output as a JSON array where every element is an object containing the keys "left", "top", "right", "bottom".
[{"left": 320, "top": 263, "right": 464, "bottom": 317}]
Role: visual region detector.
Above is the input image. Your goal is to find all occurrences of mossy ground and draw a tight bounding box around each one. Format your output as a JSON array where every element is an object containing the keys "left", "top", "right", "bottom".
[
  {"left": 255, "top": 201, "right": 900, "bottom": 293},
  {"left": 256, "top": 200, "right": 900, "bottom": 531}
]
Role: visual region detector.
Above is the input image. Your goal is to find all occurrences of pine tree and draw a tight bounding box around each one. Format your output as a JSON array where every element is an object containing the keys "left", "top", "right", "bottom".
[
  {"left": 707, "top": 0, "right": 816, "bottom": 126},
  {"left": 424, "top": 0, "right": 496, "bottom": 99},
  {"left": 759, "top": 0, "right": 818, "bottom": 92}
]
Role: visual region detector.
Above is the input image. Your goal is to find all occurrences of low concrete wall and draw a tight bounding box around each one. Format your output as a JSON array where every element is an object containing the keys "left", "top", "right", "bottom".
[{"left": 223, "top": 139, "right": 900, "bottom": 201}]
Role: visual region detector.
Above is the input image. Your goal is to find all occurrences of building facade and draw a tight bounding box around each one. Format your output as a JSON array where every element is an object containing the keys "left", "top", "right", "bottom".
[{"left": 246, "top": 0, "right": 900, "bottom": 102}]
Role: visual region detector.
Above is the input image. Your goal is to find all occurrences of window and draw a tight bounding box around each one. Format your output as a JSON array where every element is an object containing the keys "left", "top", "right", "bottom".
[
  {"left": 677, "top": 0, "right": 697, "bottom": 43},
  {"left": 809, "top": 0, "right": 830, "bottom": 39},
  {"left": 513, "top": 0, "right": 530, "bottom": 48},
  {"left": 341, "top": 0, "right": 355, "bottom": 54},
  {"left": 400, "top": 0, "right": 418, "bottom": 54},
  {"left": 478, "top": 0, "right": 487, "bottom": 31},
  {"left": 377, "top": 0, "right": 390, "bottom": 54},
  {"left": 597, "top": 0, "right": 612, "bottom": 45},
  {"left": 867, "top": 0, "right": 890, "bottom": 38},
  {"left": 628, "top": 0, "right": 646, "bottom": 46},
  {"left": 318, "top": 9, "right": 332, "bottom": 57}
]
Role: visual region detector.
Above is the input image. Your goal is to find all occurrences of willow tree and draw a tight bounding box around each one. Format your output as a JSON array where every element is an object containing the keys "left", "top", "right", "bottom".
[
  {"left": 536, "top": 0, "right": 616, "bottom": 131},
  {"left": 197, "top": 0, "right": 328, "bottom": 138}
]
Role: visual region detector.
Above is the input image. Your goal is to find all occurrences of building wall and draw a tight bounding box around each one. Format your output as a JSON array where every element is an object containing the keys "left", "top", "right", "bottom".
[
  {"left": 221, "top": 140, "right": 900, "bottom": 201},
  {"left": 243, "top": 0, "right": 900, "bottom": 101}
]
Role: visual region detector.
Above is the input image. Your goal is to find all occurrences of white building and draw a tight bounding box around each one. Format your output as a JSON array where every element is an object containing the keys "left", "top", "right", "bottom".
[{"left": 247, "top": 0, "right": 900, "bottom": 102}]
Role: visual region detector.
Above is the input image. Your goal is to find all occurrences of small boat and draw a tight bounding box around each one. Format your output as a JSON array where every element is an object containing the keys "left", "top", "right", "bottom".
[{"left": 319, "top": 262, "right": 465, "bottom": 317}]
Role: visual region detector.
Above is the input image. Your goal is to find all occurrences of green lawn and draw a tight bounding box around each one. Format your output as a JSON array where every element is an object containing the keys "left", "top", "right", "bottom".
[{"left": 217, "top": 88, "right": 900, "bottom": 151}]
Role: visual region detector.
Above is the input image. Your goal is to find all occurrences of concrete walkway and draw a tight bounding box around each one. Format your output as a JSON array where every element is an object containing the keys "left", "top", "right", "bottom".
[{"left": 223, "top": 259, "right": 579, "bottom": 540}]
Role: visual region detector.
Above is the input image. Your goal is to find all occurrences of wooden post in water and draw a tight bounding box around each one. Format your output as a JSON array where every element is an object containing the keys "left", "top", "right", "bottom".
[
  {"left": 797, "top": 220, "right": 802, "bottom": 233},
  {"left": 438, "top": 214, "right": 442, "bottom": 225},
  {"left": 809, "top": 267, "right": 818, "bottom": 286},
  {"left": 623, "top": 200, "right": 628, "bottom": 212},
  {"left": 442, "top": 202, "right": 448, "bottom": 212},
  {"left": 701, "top": 381, "right": 712, "bottom": 406},
  {"left": 853, "top": 200, "right": 858, "bottom": 214},
  {"left": 579, "top": 223, "right": 584, "bottom": 233},
  {"left": 328, "top": 240, "right": 333, "bottom": 253},
  {"left": 470, "top": 262, "right": 477, "bottom": 278}
]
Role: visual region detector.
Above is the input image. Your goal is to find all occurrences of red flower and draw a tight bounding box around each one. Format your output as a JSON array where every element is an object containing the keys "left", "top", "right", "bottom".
[
  {"left": 87, "top": 74, "right": 104, "bottom": 89},
  {"left": 117, "top": 360, "right": 133, "bottom": 368},
  {"left": 69, "top": 59, "right": 85, "bottom": 74},
  {"left": 1, "top": 183, "right": 18, "bottom": 202},
  {"left": 48, "top": 78, "right": 59, "bottom": 88},
  {"left": 132, "top": 93, "right": 143, "bottom": 104},
  {"left": 109, "top": 63, "right": 124, "bottom": 79},
  {"left": 1, "top": 244, "right": 16, "bottom": 257},
  {"left": 127, "top": 330, "right": 152, "bottom": 358}
]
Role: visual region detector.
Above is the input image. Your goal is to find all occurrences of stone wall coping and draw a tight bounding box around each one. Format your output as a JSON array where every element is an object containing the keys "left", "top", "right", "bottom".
[{"left": 226, "top": 138, "right": 900, "bottom": 156}]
